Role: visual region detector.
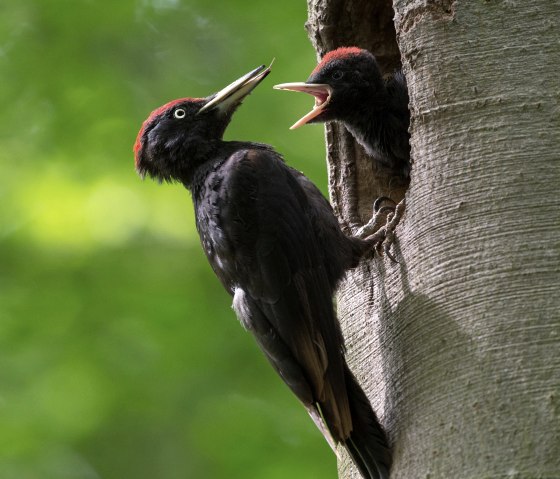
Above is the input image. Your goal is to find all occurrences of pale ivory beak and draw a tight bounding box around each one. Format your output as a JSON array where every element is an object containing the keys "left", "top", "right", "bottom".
[
  {"left": 273, "top": 82, "right": 332, "bottom": 129},
  {"left": 199, "top": 61, "right": 274, "bottom": 114}
]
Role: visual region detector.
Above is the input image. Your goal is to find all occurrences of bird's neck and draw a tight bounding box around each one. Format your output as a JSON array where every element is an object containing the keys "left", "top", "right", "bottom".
[
  {"left": 173, "top": 139, "right": 225, "bottom": 189},
  {"left": 342, "top": 95, "right": 388, "bottom": 155},
  {"left": 183, "top": 140, "right": 270, "bottom": 195}
]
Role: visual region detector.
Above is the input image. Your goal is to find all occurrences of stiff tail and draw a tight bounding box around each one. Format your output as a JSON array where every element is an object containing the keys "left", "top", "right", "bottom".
[{"left": 343, "top": 366, "right": 391, "bottom": 479}]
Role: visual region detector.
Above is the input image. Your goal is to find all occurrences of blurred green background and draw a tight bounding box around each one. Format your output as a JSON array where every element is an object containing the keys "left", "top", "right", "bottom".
[{"left": 0, "top": 1, "right": 333, "bottom": 478}]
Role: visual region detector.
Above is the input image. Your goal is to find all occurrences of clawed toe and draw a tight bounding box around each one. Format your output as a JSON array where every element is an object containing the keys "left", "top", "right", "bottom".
[
  {"left": 356, "top": 198, "right": 397, "bottom": 239},
  {"left": 359, "top": 198, "right": 406, "bottom": 262},
  {"left": 373, "top": 196, "right": 396, "bottom": 213}
]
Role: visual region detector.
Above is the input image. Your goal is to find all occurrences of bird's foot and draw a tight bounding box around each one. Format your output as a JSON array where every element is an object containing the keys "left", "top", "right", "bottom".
[
  {"left": 357, "top": 197, "right": 406, "bottom": 262},
  {"left": 355, "top": 197, "right": 396, "bottom": 239}
]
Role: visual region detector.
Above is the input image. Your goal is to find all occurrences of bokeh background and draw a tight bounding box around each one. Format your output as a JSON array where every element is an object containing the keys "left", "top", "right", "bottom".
[{"left": 0, "top": 1, "right": 333, "bottom": 478}]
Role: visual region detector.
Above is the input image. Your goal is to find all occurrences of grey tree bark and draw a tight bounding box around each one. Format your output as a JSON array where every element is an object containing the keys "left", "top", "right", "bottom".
[{"left": 305, "top": 1, "right": 560, "bottom": 478}]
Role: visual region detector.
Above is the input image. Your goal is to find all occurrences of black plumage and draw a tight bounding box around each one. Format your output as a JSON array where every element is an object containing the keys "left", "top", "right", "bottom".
[
  {"left": 134, "top": 64, "right": 391, "bottom": 479},
  {"left": 275, "top": 47, "right": 411, "bottom": 179}
]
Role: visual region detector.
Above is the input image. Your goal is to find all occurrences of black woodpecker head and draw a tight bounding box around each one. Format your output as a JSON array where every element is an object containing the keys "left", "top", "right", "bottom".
[
  {"left": 274, "top": 47, "right": 384, "bottom": 129},
  {"left": 134, "top": 64, "right": 271, "bottom": 182}
]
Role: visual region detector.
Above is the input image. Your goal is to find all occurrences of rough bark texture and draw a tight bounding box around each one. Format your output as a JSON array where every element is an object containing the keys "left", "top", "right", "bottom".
[{"left": 306, "top": 0, "right": 560, "bottom": 478}]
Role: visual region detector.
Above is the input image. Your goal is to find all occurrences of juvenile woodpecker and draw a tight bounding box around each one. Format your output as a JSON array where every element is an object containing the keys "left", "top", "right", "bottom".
[{"left": 275, "top": 47, "right": 411, "bottom": 179}]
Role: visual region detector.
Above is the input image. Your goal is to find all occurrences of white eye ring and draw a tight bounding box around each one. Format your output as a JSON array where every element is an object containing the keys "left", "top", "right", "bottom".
[{"left": 174, "top": 108, "right": 186, "bottom": 119}]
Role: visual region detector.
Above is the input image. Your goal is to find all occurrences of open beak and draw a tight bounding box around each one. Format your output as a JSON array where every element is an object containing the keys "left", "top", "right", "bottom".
[
  {"left": 199, "top": 62, "right": 273, "bottom": 114},
  {"left": 273, "top": 82, "right": 332, "bottom": 129}
]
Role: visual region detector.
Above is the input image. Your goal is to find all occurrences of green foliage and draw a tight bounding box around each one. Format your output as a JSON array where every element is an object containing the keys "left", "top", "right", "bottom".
[{"left": 0, "top": 1, "right": 334, "bottom": 477}]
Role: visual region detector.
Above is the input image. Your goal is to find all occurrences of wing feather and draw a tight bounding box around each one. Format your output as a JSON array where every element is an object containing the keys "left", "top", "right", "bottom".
[{"left": 212, "top": 148, "right": 352, "bottom": 440}]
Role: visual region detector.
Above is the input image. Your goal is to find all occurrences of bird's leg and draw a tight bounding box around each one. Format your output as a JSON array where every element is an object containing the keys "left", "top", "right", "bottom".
[
  {"left": 357, "top": 198, "right": 406, "bottom": 262},
  {"left": 354, "top": 197, "right": 396, "bottom": 239},
  {"left": 381, "top": 198, "right": 406, "bottom": 262}
]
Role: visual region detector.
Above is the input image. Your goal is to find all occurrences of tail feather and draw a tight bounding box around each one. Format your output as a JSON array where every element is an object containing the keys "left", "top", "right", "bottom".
[
  {"left": 343, "top": 365, "right": 391, "bottom": 479},
  {"left": 345, "top": 437, "right": 379, "bottom": 479}
]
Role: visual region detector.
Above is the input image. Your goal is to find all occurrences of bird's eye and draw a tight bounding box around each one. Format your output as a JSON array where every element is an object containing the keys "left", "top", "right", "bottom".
[
  {"left": 174, "top": 108, "right": 186, "bottom": 119},
  {"left": 332, "top": 70, "right": 344, "bottom": 80}
]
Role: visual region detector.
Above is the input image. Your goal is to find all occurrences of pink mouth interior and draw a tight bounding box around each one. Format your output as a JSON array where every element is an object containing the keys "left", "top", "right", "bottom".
[
  {"left": 291, "top": 88, "right": 331, "bottom": 129},
  {"left": 273, "top": 83, "right": 332, "bottom": 129},
  {"left": 314, "top": 91, "right": 329, "bottom": 107}
]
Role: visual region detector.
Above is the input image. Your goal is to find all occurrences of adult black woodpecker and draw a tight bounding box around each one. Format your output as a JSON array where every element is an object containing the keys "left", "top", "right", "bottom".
[
  {"left": 134, "top": 64, "right": 391, "bottom": 479},
  {"left": 274, "top": 47, "right": 411, "bottom": 179}
]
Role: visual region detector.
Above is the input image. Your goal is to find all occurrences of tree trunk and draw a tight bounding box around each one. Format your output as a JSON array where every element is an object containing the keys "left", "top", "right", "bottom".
[{"left": 306, "top": 1, "right": 560, "bottom": 478}]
